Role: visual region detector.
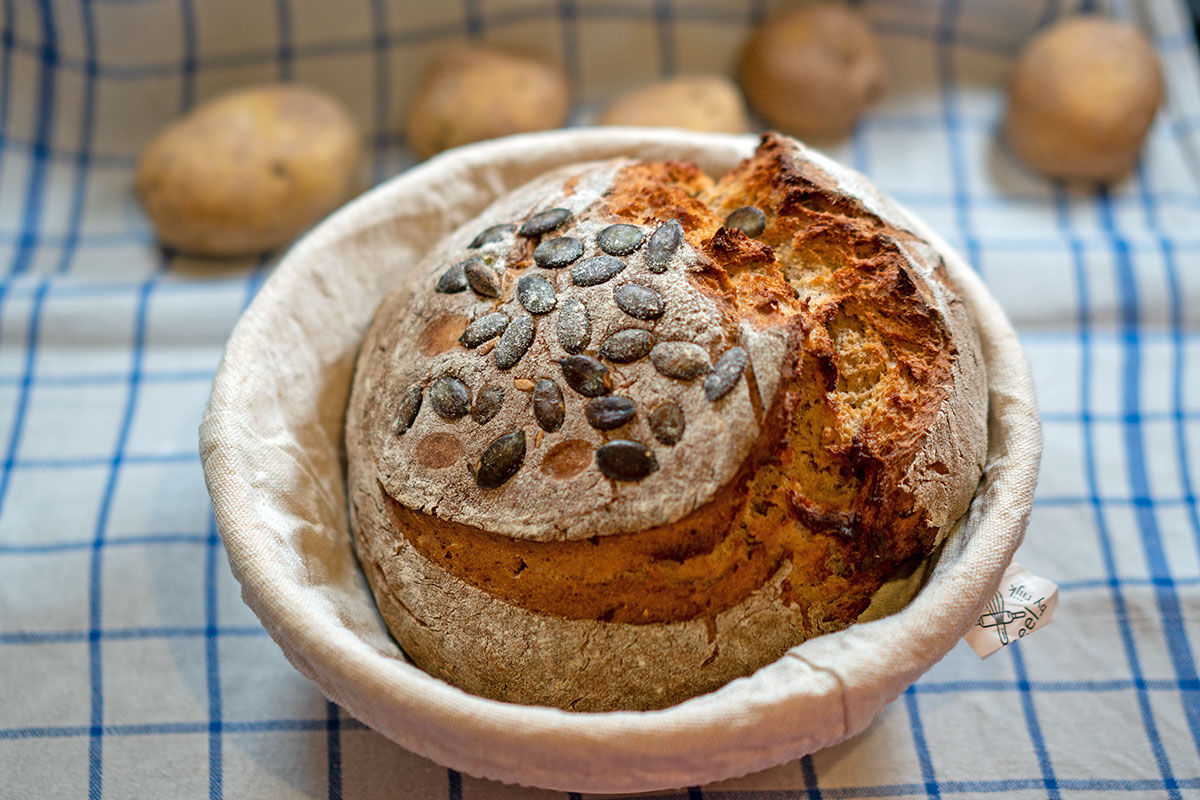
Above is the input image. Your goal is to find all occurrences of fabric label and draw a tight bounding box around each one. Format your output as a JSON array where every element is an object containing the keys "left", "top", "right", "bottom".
[{"left": 964, "top": 561, "right": 1059, "bottom": 659}]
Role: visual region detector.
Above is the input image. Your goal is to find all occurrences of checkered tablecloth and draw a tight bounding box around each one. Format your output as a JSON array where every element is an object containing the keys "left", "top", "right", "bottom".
[{"left": 2, "top": 0, "right": 1199, "bottom": 797}]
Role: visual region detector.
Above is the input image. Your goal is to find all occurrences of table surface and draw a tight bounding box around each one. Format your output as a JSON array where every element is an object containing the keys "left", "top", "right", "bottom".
[{"left": 2, "top": 0, "right": 1199, "bottom": 797}]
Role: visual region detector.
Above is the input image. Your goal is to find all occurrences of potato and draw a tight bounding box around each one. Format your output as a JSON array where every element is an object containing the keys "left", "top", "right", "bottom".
[
  {"left": 136, "top": 84, "right": 361, "bottom": 257},
  {"left": 599, "top": 75, "right": 748, "bottom": 134},
  {"left": 406, "top": 44, "right": 569, "bottom": 160},
  {"left": 1004, "top": 17, "right": 1162, "bottom": 182},
  {"left": 739, "top": 2, "right": 885, "bottom": 140}
]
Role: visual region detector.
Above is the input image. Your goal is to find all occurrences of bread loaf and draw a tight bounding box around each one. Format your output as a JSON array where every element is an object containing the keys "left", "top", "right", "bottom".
[{"left": 345, "top": 132, "right": 987, "bottom": 711}]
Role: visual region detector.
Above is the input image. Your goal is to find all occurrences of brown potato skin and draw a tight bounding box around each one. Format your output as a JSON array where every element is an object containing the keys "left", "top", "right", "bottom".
[
  {"left": 599, "top": 75, "right": 748, "bottom": 134},
  {"left": 136, "top": 84, "right": 361, "bottom": 257},
  {"left": 739, "top": 3, "right": 885, "bottom": 140},
  {"left": 1004, "top": 17, "right": 1162, "bottom": 182},
  {"left": 405, "top": 44, "right": 569, "bottom": 160}
]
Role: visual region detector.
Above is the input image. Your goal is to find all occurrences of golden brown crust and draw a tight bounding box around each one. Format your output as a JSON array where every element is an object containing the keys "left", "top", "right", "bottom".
[{"left": 345, "top": 132, "right": 988, "bottom": 710}]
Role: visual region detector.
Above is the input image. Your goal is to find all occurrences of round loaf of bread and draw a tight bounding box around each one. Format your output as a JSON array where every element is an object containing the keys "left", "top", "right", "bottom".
[{"left": 345, "top": 132, "right": 988, "bottom": 711}]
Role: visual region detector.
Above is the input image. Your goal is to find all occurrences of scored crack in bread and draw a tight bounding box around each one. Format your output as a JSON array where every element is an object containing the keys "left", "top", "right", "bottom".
[{"left": 345, "top": 133, "right": 988, "bottom": 711}]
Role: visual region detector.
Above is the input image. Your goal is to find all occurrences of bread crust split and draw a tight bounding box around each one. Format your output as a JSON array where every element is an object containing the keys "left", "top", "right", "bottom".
[{"left": 345, "top": 132, "right": 988, "bottom": 711}]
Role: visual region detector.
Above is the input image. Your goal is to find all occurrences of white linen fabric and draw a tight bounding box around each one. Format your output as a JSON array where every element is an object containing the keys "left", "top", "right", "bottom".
[{"left": 2, "top": 0, "right": 1199, "bottom": 797}]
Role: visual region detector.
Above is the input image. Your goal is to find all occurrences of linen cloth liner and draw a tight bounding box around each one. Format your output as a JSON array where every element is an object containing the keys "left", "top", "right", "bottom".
[
  {"left": 199, "top": 128, "right": 1041, "bottom": 792},
  {"left": 3, "top": 0, "right": 1200, "bottom": 796}
]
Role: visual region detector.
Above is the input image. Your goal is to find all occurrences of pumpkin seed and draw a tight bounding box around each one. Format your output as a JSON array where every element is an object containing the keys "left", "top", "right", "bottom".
[
  {"left": 725, "top": 206, "right": 766, "bottom": 238},
  {"left": 435, "top": 263, "right": 467, "bottom": 293},
  {"left": 645, "top": 219, "right": 683, "bottom": 273},
  {"left": 560, "top": 355, "right": 612, "bottom": 397},
  {"left": 556, "top": 297, "right": 591, "bottom": 354},
  {"left": 516, "top": 274, "right": 557, "bottom": 314},
  {"left": 599, "top": 328, "right": 653, "bottom": 363},
  {"left": 469, "top": 224, "right": 515, "bottom": 248},
  {"left": 476, "top": 430, "right": 526, "bottom": 488},
  {"left": 613, "top": 283, "right": 664, "bottom": 320},
  {"left": 459, "top": 312, "right": 508, "bottom": 348},
  {"left": 471, "top": 384, "right": 505, "bottom": 424},
  {"left": 392, "top": 385, "right": 423, "bottom": 435},
  {"left": 650, "top": 341, "right": 710, "bottom": 380},
  {"left": 585, "top": 396, "right": 635, "bottom": 430},
  {"left": 532, "top": 379, "right": 565, "bottom": 432},
  {"left": 533, "top": 236, "right": 583, "bottom": 268},
  {"left": 463, "top": 259, "right": 502, "bottom": 297},
  {"left": 429, "top": 376, "right": 470, "bottom": 420},
  {"left": 597, "top": 223, "right": 644, "bottom": 256},
  {"left": 648, "top": 402, "right": 685, "bottom": 445},
  {"left": 596, "top": 440, "right": 658, "bottom": 481},
  {"left": 519, "top": 208, "right": 571, "bottom": 236},
  {"left": 704, "top": 346, "right": 748, "bottom": 401},
  {"left": 493, "top": 315, "right": 535, "bottom": 370},
  {"left": 571, "top": 255, "right": 626, "bottom": 286}
]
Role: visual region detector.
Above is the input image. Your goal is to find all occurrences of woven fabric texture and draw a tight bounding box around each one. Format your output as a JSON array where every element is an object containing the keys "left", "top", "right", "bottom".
[{"left": 2, "top": 0, "right": 1199, "bottom": 797}]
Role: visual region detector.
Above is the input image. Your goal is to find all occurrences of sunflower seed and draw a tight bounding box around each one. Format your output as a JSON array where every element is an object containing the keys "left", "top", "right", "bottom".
[
  {"left": 725, "top": 206, "right": 766, "bottom": 238},
  {"left": 519, "top": 208, "right": 571, "bottom": 236},
  {"left": 493, "top": 315, "right": 535, "bottom": 370},
  {"left": 599, "top": 328, "right": 654, "bottom": 363},
  {"left": 571, "top": 255, "right": 626, "bottom": 286},
  {"left": 704, "top": 346, "right": 748, "bottom": 401},
  {"left": 650, "top": 341, "right": 710, "bottom": 380},
  {"left": 471, "top": 384, "right": 505, "bottom": 424},
  {"left": 597, "top": 223, "right": 645, "bottom": 256},
  {"left": 392, "top": 385, "right": 423, "bottom": 435},
  {"left": 645, "top": 219, "right": 683, "bottom": 273},
  {"left": 613, "top": 284, "right": 664, "bottom": 320},
  {"left": 596, "top": 440, "right": 659, "bottom": 481},
  {"left": 585, "top": 396, "right": 635, "bottom": 430},
  {"left": 459, "top": 312, "right": 509, "bottom": 348},
  {"left": 560, "top": 355, "right": 612, "bottom": 397},
  {"left": 435, "top": 263, "right": 468, "bottom": 293},
  {"left": 648, "top": 402, "right": 685, "bottom": 445},
  {"left": 516, "top": 274, "right": 557, "bottom": 314},
  {"left": 476, "top": 430, "right": 526, "bottom": 488},
  {"left": 556, "top": 297, "right": 591, "bottom": 354},
  {"left": 463, "top": 259, "right": 502, "bottom": 297},
  {"left": 469, "top": 224, "right": 515, "bottom": 248},
  {"left": 532, "top": 379, "right": 565, "bottom": 432},
  {"left": 533, "top": 236, "right": 583, "bottom": 268},
  {"left": 429, "top": 376, "right": 470, "bottom": 420}
]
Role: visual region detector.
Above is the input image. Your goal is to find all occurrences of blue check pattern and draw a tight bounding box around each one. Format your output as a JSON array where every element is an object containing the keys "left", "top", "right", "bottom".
[{"left": 1, "top": 0, "right": 1198, "bottom": 797}]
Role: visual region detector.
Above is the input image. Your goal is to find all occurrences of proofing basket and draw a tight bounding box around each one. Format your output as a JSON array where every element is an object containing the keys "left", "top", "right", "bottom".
[{"left": 199, "top": 129, "right": 1042, "bottom": 794}]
